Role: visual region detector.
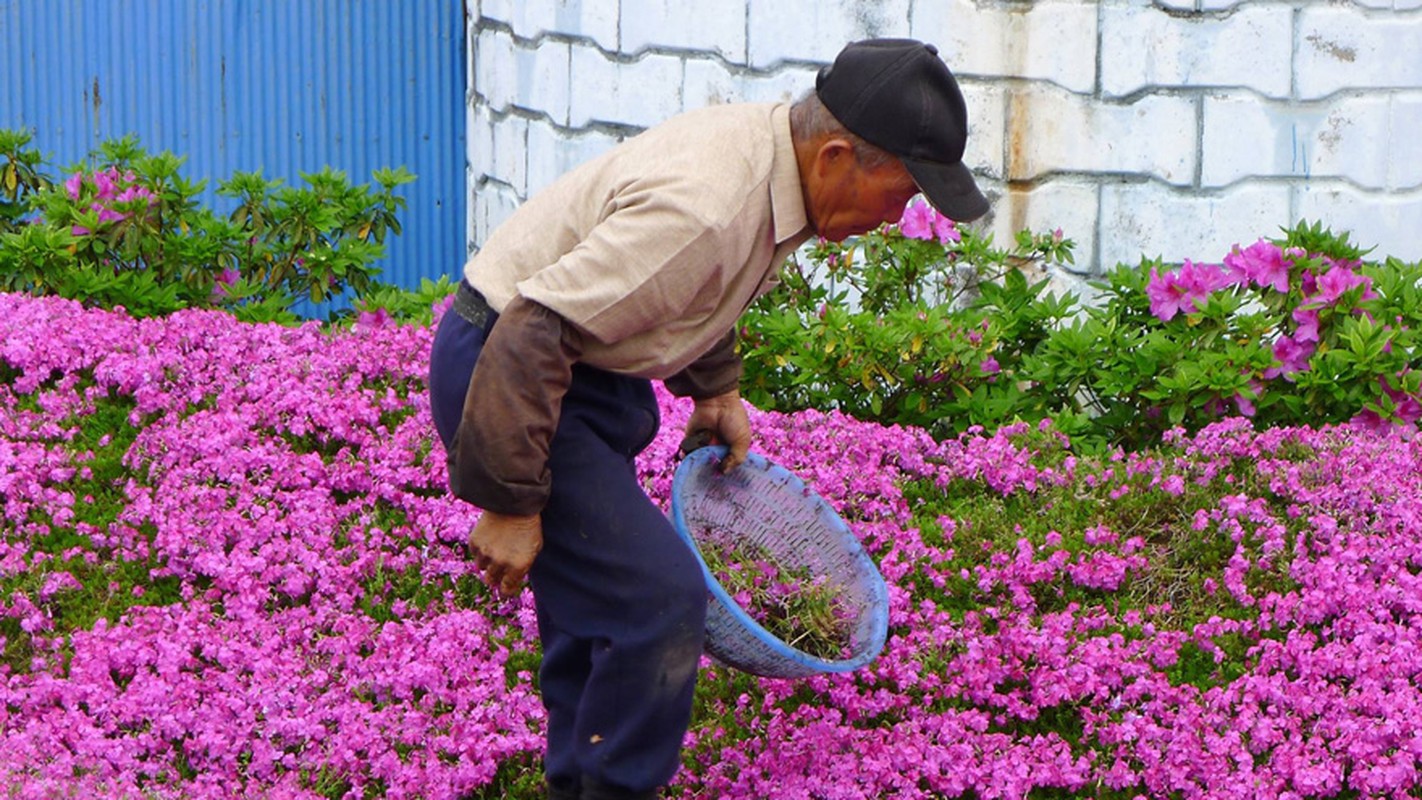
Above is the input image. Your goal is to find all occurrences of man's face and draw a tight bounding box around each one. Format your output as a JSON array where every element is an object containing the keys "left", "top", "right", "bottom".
[{"left": 809, "top": 146, "right": 920, "bottom": 242}]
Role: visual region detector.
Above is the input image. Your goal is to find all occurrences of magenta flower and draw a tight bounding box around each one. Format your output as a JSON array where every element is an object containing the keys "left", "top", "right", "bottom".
[
  {"left": 64, "top": 172, "right": 84, "bottom": 200},
  {"left": 1146, "top": 261, "right": 1228, "bottom": 321},
  {"left": 92, "top": 204, "right": 127, "bottom": 225},
  {"left": 92, "top": 169, "right": 118, "bottom": 201},
  {"left": 933, "top": 213, "right": 961, "bottom": 244},
  {"left": 897, "top": 198, "right": 961, "bottom": 244},
  {"left": 1146, "top": 268, "right": 1191, "bottom": 321},
  {"left": 6, "top": 289, "right": 1422, "bottom": 798},
  {"left": 1265, "top": 335, "right": 1315, "bottom": 380},
  {"left": 1309, "top": 264, "right": 1375, "bottom": 307},
  {"left": 211, "top": 268, "right": 242, "bottom": 300},
  {"left": 1292, "top": 306, "right": 1321, "bottom": 343},
  {"left": 1233, "top": 392, "right": 1255, "bottom": 417},
  {"left": 1223, "top": 239, "right": 1291, "bottom": 292},
  {"left": 898, "top": 199, "right": 935, "bottom": 240},
  {"left": 115, "top": 185, "right": 157, "bottom": 205},
  {"left": 356, "top": 307, "right": 392, "bottom": 329}
]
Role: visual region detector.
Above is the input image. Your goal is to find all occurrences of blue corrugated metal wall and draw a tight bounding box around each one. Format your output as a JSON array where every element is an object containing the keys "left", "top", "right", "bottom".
[{"left": 0, "top": 0, "right": 466, "bottom": 316}]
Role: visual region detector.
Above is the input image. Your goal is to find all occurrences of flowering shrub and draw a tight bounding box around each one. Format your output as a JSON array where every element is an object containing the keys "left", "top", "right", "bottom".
[
  {"left": 4, "top": 291, "right": 1422, "bottom": 798},
  {"left": 739, "top": 199, "right": 1076, "bottom": 437},
  {"left": 743, "top": 210, "right": 1422, "bottom": 452},
  {"left": 1043, "top": 221, "right": 1422, "bottom": 449},
  {"left": 0, "top": 130, "right": 415, "bottom": 322}
]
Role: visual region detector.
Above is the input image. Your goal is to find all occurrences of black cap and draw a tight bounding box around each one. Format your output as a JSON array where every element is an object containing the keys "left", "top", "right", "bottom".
[{"left": 816, "top": 38, "right": 990, "bottom": 222}]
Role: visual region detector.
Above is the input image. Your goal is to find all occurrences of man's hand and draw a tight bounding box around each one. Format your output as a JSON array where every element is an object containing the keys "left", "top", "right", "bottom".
[
  {"left": 468, "top": 510, "right": 543, "bottom": 598},
  {"left": 681, "top": 389, "right": 751, "bottom": 473}
]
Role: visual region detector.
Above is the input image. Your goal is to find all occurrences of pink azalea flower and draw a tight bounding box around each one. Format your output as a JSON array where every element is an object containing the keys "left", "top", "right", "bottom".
[
  {"left": 897, "top": 198, "right": 960, "bottom": 245},
  {"left": 1223, "top": 239, "right": 1291, "bottom": 293},
  {"left": 1147, "top": 261, "right": 1228, "bottom": 321},
  {"left": 1265, "top": 335, "right": 1315, "bottom": 381},
  {"left": 898, "top": 199, "right": 935, "bottom": 240},
  {"left": 1146, "top": 268, "right": 1191, "bottom": 321},
  {"left": 116, "top": 185, "right": 156, "bottom": 205},
  {"left": 92, "top": 204, "right": 127, "bottom": 225},
  {"left": 1233, "top": 392, "right": 1256, "bottom": 417},
  {"left": 356, "top": 307, "right": 392, "bottom": 329},
  {"left": 92, "top": 169, "right": 118, "bottom": 201},
  {"left": 932, "top": 212, "right": 961, "bottom": 244},
  {"left": 64, "top": 172, "right": 84, "bottom": 200},
  {"left": 1292, "top": 306, "right": 1321, "bottom": 343},
  {"left": 1310, "top": 264, "right": 1375, "bottom": 307}
]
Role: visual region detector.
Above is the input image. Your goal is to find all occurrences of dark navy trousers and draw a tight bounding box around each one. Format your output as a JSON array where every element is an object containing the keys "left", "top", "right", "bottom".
[{"left": 428, "top": 305, "right": 707, "bottom": 796}]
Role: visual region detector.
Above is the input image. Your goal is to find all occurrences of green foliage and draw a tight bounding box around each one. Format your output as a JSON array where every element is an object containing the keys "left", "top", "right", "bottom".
[
  {"left": 342, "top": 275, "right": 460, "bottom": 328},
  {"left": 740, "top": 217, "right": 1078, "bottom": 440},
  {"left": 742, "top": 216, "right": 1422, "bottom": 452},
  {"left": 0, "top": 129, "right": 52, "bottom": 234},
  {"left": 1037, "top": 221, "right": 1421, "bottom": 450},
  {"left": 0, "top": 130, "right": 417, "bottom": 321}
]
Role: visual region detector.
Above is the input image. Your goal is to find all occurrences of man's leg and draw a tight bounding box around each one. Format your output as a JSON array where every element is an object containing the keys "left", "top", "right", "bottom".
[{"left": 531, "top": 368, "right": 707, "bottom": 798}]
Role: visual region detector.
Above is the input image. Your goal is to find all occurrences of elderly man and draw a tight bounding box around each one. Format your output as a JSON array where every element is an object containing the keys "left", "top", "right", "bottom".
[{"left": 431, "top": 38, "right": 989, "bottom": 800}]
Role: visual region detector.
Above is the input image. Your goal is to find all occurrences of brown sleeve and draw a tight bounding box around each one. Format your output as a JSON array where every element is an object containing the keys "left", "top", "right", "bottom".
[
  {"left": 663, "top": 328, "right": 742, "bottom": 399},
  {"left": 449, "top": 295, "right": 584, "bottom": 516}
]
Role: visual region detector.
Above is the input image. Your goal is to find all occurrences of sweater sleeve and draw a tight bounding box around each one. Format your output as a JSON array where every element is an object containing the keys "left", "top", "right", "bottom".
[{"left": 448, "top": 295, "right": 584, "bottom": 516}]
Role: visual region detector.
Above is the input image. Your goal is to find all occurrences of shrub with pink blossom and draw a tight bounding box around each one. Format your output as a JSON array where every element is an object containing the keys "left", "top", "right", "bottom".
[
  {"left": 4, "top": 291, "right": 1422, "bottom": 798},
  {"left": 744, "top": 215, "right": 1422, "bottom": 453},
  {"left": 0, "top": 130, "right": 415, "bottom": 323}
]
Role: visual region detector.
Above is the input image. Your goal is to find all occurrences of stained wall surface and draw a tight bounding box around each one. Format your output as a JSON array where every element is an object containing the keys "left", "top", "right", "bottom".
[{"left": 466, "top": 0, "right": 1422, "bottom": 291}]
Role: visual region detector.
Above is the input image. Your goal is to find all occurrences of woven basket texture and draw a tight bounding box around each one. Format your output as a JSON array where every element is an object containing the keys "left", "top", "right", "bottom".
[{"left": 670, "top": 447, "right": 889, "bottom": 678}]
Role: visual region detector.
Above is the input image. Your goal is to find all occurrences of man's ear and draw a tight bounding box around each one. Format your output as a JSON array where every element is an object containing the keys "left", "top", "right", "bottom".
[{"left": 815, "top": 137, "right": 856, "bottom": 176}]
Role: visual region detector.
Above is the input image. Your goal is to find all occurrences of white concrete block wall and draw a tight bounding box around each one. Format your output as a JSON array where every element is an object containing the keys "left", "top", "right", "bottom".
[{"left": 466, "top": 1, "right": 1422, "bottom": 282}]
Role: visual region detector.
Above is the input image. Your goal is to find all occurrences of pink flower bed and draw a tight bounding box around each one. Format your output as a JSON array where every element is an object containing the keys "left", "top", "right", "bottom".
[{"left": 2, "top": 293, "right": 1420, "bottom": 799}]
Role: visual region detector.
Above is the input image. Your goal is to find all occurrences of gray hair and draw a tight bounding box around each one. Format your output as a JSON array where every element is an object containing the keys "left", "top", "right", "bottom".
[{"left": 789, "top": 88, "right": 899, "bottom": 171}]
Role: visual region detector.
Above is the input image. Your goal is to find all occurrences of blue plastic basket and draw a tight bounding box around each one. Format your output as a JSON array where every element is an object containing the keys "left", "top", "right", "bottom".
[{"left": 669, "top": 447, "right": 890, "bottom": 678}]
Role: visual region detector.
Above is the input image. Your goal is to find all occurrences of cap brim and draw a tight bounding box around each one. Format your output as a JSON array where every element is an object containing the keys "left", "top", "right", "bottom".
[{"left": 902, "top": 158, "right": 990, "bottom": 222}]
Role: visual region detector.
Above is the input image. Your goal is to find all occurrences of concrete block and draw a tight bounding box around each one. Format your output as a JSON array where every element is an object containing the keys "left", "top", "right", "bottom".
[
  {"left": 1006, "top": 86, "right": 1196, "bottom": 186},
  {"left": 468, "top": 104, "right": 495, "bottom": 182},
  {"left": 621, "top": 0, "right": 748, "bottom": 63},
  {"left": 569, "top": 47, "right": 686, "bottom": 129},
  {"left": 478, "top": 0, "right": 618, "bottom": 51},
  {"left": 1295, "top": 184, "right": 1422, "bottom": 263},
  {"left": 525, "top": 118, "right": 625, "bottom": 196},
  {"left": 982, "top": 179, "right": 1101, "bottom": 276},
  {"left": 1297, "top": 8, "right": 1422, "bottom": 98},
  {"left": 1098, "top": 181, "right": 1292, "bottom": 270},
  {"left": 1203, "top": 94, "right": 1399, "bottom": 189},
  {"left": 913, "top": 0, "right": 1098, "bottom": 94},
  {"left": 1101, "top": 3, "right": 1291, "bottom": 99},
  {"left": 464, "top": 165, "right": 478, "bottom": 258},
  {"left": 747, "top": 0, "right": 912, "bottom": 68},
  {"left": 473, "top": 29, "right": 516, "bottom": 111},
  {"left": 1392, "top": 94, "right": 1422, "bottom": 189},
  {"left": 681, "top": 58, "right": 815, "bottom": 110},
  {"left": 475, "top": 32, "right": 571, "bottom": 123},
  {"left": 490, "top": 113, "right": 530, "bottom": 196},
  {"left": 962, "top": 83, "right": 1007, "bottom": 180},
  {"left": 474, "top": 180, "right": 526, "bottom": 249},
  {"left": 1156, "top": 0, "right": 1246, "bottom": 9}
]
